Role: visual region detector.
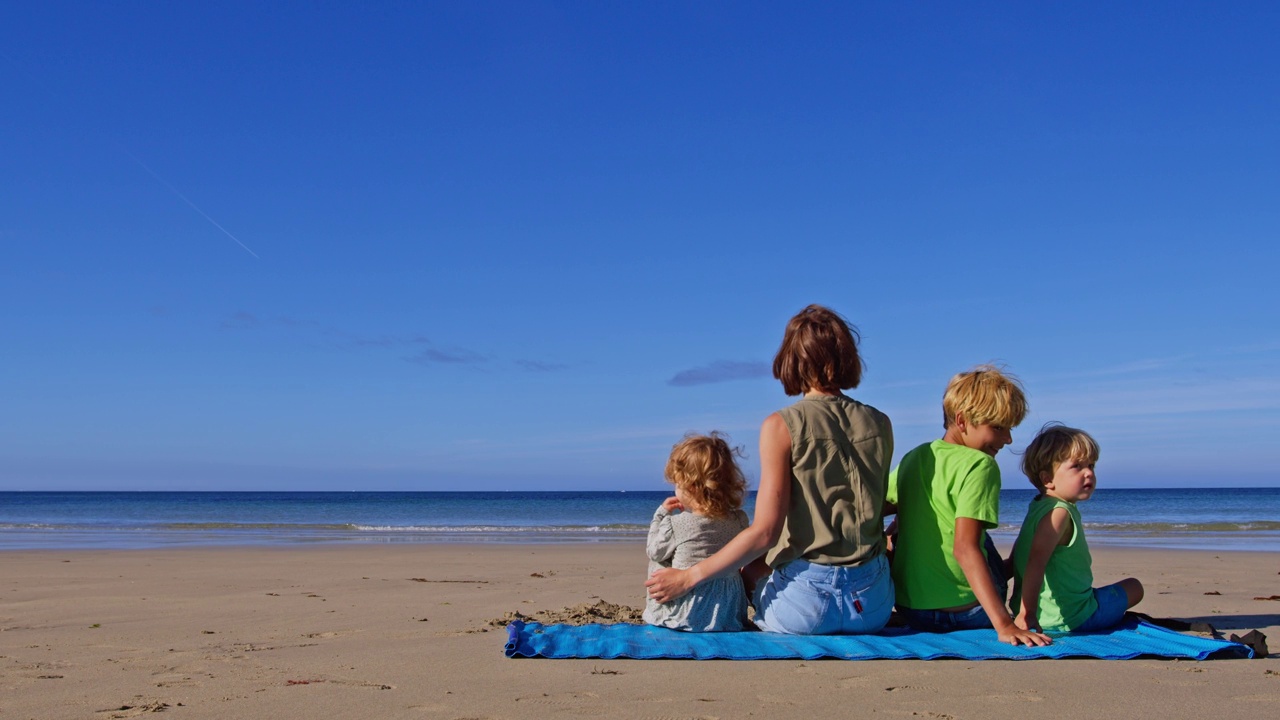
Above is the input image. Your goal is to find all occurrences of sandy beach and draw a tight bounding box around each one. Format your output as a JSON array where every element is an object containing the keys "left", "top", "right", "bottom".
[{"left": 2, "top": 544, "right": 1277, "bottom": 719}]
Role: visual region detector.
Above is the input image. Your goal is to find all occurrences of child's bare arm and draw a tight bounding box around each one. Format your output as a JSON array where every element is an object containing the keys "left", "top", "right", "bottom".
[
  {"left": 1014, "top": 507, "right": 1072, "bottom": 632},
  {"left": 954, "top": 517, "right": 1051, "bottom": 646}
]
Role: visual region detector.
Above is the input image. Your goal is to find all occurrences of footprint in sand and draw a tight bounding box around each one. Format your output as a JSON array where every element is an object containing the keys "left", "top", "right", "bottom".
[
  {"left": 286, "top": 678, "right": 394, "bottom": 690},
  {"left": 303, "top": 630, "right": 358, "bottom": 639},
  {"left": 882, "top": 684, "right": 940, "bottom": 694},
  {"left": 96, "top": 700, "right": 171, "bottom": 718},
  {"left": 985, "top": 689, "right": 1045, "bottom": 703},
  {"left": 332, "top": 679, "right": 395, "bottom": 690},
  {"left": 151, "top": 667, "right": 199, "bottom": 688},
  {"left": 633, "top": 715, "right": 721, "bottom": 720},
  {"left": 513, "top": 690, "right": 602, "bottom": 708},
  {"left": 406, "top": 702, "right": 452, "bottom": 712},
  {"left": 1232, "top": 693, "right": 1280, "bottom": 702}
]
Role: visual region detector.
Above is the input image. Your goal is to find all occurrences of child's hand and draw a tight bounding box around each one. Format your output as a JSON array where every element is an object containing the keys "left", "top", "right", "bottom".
[
  {"left": 661, "top": 496, "right": 684, "bottom": 512},
  {"left": 1014, "top": 610, "right": 1041, "bottom": 634},
  {"left": 996, "top": 618, "right": 1052, "bottom": 647}
]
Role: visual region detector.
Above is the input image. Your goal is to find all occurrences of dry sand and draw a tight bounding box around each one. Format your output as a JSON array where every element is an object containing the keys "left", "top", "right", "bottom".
[{"left": 2, "top": 544, "right": 1277, "bottom": 719}]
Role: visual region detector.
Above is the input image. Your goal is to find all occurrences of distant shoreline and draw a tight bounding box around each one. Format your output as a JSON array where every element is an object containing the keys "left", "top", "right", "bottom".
[{"left": 3, "top": 488, "right": 1278, "bottom": 552}]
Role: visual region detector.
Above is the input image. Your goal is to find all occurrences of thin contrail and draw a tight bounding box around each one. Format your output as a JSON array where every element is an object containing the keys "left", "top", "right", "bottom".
[
  {"left": 0, "top": 49, "right": 260, "bottom": 260},
  {"left": 118, "top": 144, "right": 260, "bottom": 259}
]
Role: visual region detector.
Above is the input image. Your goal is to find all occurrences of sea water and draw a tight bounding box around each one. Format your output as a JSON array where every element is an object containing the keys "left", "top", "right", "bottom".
[{"left": 1, "top": 488, "right": 1277, "bottom": 551}]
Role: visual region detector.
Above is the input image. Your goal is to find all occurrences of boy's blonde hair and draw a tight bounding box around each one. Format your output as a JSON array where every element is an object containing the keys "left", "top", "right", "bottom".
[
  {"left": 941, "top": 364, "right": 1029, "bottom": 430},
  {"left": 1021, "top": 423, "right": 1100, "bottom": 492},
  {"left": 772, "top": 304, "right": 864, "bottom": 396},
  {"left": 665, "top": 432, "right": 748, "bottom": 519}
]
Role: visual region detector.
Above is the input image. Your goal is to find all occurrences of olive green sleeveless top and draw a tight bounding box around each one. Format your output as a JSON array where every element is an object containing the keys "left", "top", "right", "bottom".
[{"left": 767, "top": 394, "right": 893, "bottom": 568}]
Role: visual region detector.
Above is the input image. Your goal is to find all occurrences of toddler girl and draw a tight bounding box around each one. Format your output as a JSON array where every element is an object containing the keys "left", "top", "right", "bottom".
[{"left": 643, "top": 432, "right": 751, "bottom": 632}]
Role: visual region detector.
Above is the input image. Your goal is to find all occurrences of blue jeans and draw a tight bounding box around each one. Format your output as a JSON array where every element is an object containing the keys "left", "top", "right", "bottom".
[
  {"left": 899, "top": 603, "right": 995, "bottom": 632},
  {"left": 751, "top": 554, "right": 894, "bottom": 635},
  {"left": 899, "top": 532, "right": 1009, "bottom": 632}
]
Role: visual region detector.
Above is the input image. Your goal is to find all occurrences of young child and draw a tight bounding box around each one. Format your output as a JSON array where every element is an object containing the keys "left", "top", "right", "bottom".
[
  {"left": 643, "top": 432, "right": 751, "bottom": 632},
  {"left": 887, "top": 365, "right": 1050, "bottom": 646},
  {"left": 1011, "top": 423, "right": 1144, "bottom": 633}
]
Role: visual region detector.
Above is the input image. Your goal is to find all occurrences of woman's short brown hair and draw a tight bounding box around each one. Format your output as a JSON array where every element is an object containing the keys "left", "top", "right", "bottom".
[
  {"left": 665, "top": 432, "right": 748, "bottom": 519},
  {"left": 772, "top": 304, "right": 864, "bottom": 396}
]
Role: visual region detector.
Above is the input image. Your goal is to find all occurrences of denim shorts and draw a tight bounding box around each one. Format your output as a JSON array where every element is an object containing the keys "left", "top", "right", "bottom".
[
  {"left": 1072, "top": 582, "right": 1130, "bottom": 633},
  {"left": 751, "top": 554, "right": 894, "bottom": 635}
]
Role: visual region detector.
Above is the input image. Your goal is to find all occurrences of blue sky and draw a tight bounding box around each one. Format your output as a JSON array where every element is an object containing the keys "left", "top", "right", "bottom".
[{"left": 2, "top": 1, "right": 1277, "bottom": 491}]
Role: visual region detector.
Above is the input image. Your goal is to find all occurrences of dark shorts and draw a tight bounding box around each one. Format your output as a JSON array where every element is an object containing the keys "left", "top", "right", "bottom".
[{"left": 1072, "top": 582, "right": 1130, "bottom": 633}]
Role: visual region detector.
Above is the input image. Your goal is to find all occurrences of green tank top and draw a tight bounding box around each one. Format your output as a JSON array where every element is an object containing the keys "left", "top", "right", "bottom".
[
  {"left": 1011, "top": 495, "right": 1098, "bottom": 631},
  {"left": 767, "top": 394, "right": 893, "bottom": 568}
]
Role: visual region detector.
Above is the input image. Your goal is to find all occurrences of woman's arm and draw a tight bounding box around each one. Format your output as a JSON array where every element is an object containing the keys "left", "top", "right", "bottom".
[
  {"left": 1014, "top": 507, "right": 1072, "bottom": 632},
  {"left": 645, "top": 412, "right": 792, "bottom": 603}
]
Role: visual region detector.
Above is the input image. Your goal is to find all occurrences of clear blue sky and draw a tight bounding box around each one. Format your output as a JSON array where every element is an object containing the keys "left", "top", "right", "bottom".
[{"left": 3, "top": 1, "right": 1277, "bottom": 491}]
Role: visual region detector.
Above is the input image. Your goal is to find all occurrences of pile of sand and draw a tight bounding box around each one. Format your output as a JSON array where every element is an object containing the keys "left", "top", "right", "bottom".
[{"left": 489, "top": 599, "right": 644, "bottom": 627}]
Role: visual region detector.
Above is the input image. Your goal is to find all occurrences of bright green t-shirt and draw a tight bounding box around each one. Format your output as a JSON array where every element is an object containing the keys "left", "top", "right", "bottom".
[
  {"left": 887, "top": 439, "right": 1001, "bottom": 610},
  {"left": 1011, "top": 495, "right": 1097, "bottom": 631}
]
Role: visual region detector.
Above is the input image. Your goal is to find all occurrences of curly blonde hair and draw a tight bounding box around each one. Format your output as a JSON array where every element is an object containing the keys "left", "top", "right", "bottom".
[{"left": 665, "top": 432, "right": 748, "bottom": 519}]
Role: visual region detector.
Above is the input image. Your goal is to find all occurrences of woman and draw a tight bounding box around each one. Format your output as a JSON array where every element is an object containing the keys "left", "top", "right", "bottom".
[{"left": 645, "top": 304, "right": 894, "bottom": 634}]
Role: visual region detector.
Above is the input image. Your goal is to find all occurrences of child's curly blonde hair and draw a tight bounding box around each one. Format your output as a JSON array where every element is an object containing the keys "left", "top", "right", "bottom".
[{"left": 665, "top": 432, "right": 748, "bottom": 519}]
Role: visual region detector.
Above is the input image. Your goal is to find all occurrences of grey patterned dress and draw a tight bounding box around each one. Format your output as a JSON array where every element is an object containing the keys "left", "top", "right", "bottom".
[{"left": 643, "top": 506, "right": 751, "bottom": 631}]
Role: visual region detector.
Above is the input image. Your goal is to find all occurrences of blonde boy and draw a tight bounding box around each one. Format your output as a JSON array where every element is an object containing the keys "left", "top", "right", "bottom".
[
  {"left": 886, "top": 365, "right": 1050, "bottom": 646},
  {"left": 1011, "top": 424, "right": 1144, "bottom": 633}
]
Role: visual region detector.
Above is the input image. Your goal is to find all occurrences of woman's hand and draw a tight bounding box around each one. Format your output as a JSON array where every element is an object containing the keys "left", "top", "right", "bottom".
[{"left": 645, "top": 567, "right": 694, "bottom": 604}]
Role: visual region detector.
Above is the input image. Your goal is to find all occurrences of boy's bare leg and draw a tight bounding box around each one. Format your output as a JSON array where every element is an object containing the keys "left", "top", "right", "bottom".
[{"left": 1119, "top": 577, "right": 1144, "bottom": 608}]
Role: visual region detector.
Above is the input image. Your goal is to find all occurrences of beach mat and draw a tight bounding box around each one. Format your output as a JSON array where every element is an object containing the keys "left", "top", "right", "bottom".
[{"left": 504, "top": 617, "right": 1252, "bottom": 661}]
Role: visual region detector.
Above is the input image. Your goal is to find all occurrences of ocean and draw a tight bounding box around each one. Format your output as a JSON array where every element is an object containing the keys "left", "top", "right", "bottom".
[{"left": 1, "top": 488, "right": 1278, "bottom": 552}]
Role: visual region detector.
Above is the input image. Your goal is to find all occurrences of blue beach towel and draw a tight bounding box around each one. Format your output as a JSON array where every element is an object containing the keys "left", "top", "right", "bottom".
[{"left": 504, "top": 618, "right": 1251, "bottom": 661}]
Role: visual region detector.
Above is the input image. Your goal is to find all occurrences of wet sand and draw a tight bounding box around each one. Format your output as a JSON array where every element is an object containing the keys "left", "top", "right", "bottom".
[{"left": 2, "top": 544, "right": 1277, "bottom": 719}]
